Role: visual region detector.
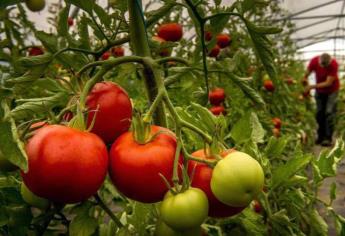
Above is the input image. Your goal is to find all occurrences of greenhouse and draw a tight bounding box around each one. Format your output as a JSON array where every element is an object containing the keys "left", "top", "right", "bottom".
[{"left": 0, "top": 0, "right": 345, "bottom": 235}]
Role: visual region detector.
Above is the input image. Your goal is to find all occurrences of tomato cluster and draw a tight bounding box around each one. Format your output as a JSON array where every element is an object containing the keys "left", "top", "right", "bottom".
[
  {"left": 205, "top": 31, "right": 232, "bottom": 58},
  {"left": 272, "top": 117, "right": 282, "bottom": 137},
  {"left": 208, "top": 88, "right": 226, "bottom": 116}
]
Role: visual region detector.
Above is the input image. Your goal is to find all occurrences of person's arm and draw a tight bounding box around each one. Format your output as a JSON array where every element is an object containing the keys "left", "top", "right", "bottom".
[{"left": 307, "top": 75, "right": 336, "bottom": 90}]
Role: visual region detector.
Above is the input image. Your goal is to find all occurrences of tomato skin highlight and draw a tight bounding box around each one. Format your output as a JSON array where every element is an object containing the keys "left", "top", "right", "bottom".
[
  {"left": 109, "top": 126, "right": 181, "bottom": 203},
  {"left": 86, "top": 81, "right": 132, "bottom": 144},
  {"left": 209, "top": 88, "right": 225, "bottom": 105},
  {"left": 188, "top": 149, "right": 244, "bottom": 218},
  {"left": 22, "top": 125, "right": 108, "bottom": 204},
  {"left": 160, "top": 188, "right": 209, "bottom": 230},
  {"left": 216, "top": 34, "right": 231, "bottom": 48},
  {"left": 158, "top": 23, "right": 183, "bottom": 42}
]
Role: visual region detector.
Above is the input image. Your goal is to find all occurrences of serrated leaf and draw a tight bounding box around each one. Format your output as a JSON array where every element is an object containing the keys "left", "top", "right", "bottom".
[
  {"left": 78, "top": 16, "right": 91, "bottom": 50},
  {"left": 264, "top": 136, "right": 288, "bottom": 158},
  {"left": 317, "top": 140, "right": 345, "bottom": 178},
  {"left": 146, "top": 1, "right": 175, "bottom": 26},
  {"left": 69, "top": 215, "right": 98, "bottom": 236},
  {"left": 93, "top": 4, "right": 111, "bottom": 28},
  {"left": 0, "top": 100, "right": 28, "bottom": 171},
  {"left": 271, "top": 154, "right": 312, "bottom": 189},
  {"left": 17, "top": 53, "right": 53, "bottom": 68},
  {"left": 309, "top": 209, "right": 328, "bottom": 235},
  {"left": 242, "top": 0, "right": 255, "bottom": 13},
  {"left": 57, "top": 6, "right": 70, "bottom": 37},
  {"left": 127, "top": 202, "right": 155, "bottom": 235}
]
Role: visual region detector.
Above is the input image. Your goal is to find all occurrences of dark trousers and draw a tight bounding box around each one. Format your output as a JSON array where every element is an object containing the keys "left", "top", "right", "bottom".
[{"left": 315, "top": 92, "right": 338, "bottom": 141}]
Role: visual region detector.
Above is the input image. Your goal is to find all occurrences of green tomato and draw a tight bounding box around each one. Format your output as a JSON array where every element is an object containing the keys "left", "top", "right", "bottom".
[
  {"left": 25, "top": 0, "right": 46, "bottom": 12},
  {"left": 160, "top": 188, "right": 208, "bottom": 230},
  {"left": 0, "top": 149, "right": 18, "bottom": 172},
  {"left": 155, "top": 220, "right": 203, "bottom": 236},
  {"left": 21, "top": 183, "right": 50, "bottom": 210},
  {"left": 211, "top": 151, "right": 264, "bottom": 207}
]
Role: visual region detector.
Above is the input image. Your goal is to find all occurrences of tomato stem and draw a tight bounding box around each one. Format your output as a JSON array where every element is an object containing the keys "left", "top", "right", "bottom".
[
  {"left": 155, "top": 57, "right": 190, "bottom": 66},
  {"left": 94, "top": 193, "right": 124, "bottom": 228}
]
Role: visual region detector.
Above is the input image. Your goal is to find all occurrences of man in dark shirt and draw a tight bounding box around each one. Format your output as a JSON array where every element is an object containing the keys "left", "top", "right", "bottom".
[{"left": 303, "top": 53, "right": 340, "bottom": 146}]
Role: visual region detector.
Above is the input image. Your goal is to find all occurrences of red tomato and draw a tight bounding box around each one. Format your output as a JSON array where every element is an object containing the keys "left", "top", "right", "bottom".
[
  {"left": 188, "top": 149, "right": 245, "bottom": 218},
  {"left": 67, "top": 17, "right": 74, "bottom": 26},
  {"left": 253, "top": 200, "right": 262, "bottom": 213},
  {"left": 157, "top": 23, "right": 183, "bottom": 42},
  {"left": 272, "top": 117, "right": 281, "bottom": 129},
  {"left": 152, "top": 36, "right": 171, "bottom": 57},
  {"left": 101, "top": 51, "right": 110, "bottom": 60},
  {"left": 111, "top": 47, "right": 124, "bottom": 57},
  {"left": 263, "top": 80, "right": 275, "bottom": 92},
  {"left": 109, "top": 126, "right": 181, "bottom": 203},
  {"left": 22, "top": 125, "right": 108, "bottom": 203},
  {"left": 204, "top": 31, "right": 212, "bottom": 41},
  {"left": 209, "top": 106, "right": 225, "bottom": 116},
  {"left": 86, "top": 82, "right": 132, "bottom": 144},
  {"left": 209, "top": 88, "right": 225, "bottom": 105},
  {"left": 216, "top": 34, "right": 231, "bottom": 48},
  {"left": 208, "top": 45, "right": 220, "bottom": 58},
  {"left": 28, "top": 47, "right": 44, "bottom": 56}
]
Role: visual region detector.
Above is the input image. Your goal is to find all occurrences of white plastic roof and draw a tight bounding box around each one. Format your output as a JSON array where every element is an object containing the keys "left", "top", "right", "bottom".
[{"left": 279, "top": 0, "right": 345, "bottom": 66}]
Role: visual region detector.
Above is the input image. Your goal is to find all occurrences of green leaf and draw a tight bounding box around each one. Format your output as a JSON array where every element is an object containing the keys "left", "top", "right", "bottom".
[
  {"left": 309, "top": 209, "right": 328, "bottom": 235},
  {"left": 69, "top": 215, "right": 98, "bottom": 236},
  {"left": 0, "top": 176, "right": 18, "bottom": 188},
  {"left": 127, "top": 202, "right": 155, "bottom": 235},
  {"left": 245, "top": 20, "right": 278, "bottom": 81},
  {"left": 93, "top": 4, "right": 111, "bottom": 28},
  {"left": 17, "top": 53, "right": 53, "bottom": 68},
  {"left": 0, "top": 0, "right": 23, "bottom": 8},
  {"left": 57, "top": 6, "right": 70, "bottom": 37},
  {"left": 0, "top": 100, "right": 28, "bottom": 171},
  {"left": 65, "top": 0, "right": 94, "bottom": 15},
  {"left": 264, "top": 136, "right": 288, "bottom": 158},
  {"left": 271, "top": 154, "right": 312, "bottom": 189},
  {"left": 78, "top": 16, "right": 91, "bottom": 50},
  {"left": 230, "top": 111, "right": 265, "bottom": 144},
  {"left": 10, "top": 92, "right": 69, "bottom": 120},
  {"left": 242, "top": 0, "right": 255, "bottom": 13}
]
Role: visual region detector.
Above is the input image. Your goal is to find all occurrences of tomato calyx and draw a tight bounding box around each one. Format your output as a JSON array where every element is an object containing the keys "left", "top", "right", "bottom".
[{"left": 131, "top": 111, "right": 153, "bottom": 145}]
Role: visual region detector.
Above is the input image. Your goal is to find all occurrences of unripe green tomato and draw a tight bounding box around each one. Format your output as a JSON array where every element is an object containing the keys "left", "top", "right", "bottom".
[
  {"left": 211, "top": 151, "right": 264, "bottom": 207},
  {"left": 155, "top": 219, "right": 203, "bottom": 236},
  {"left": 21, "top": 183, "right": 50, "bottom": 210},
  {"left": 0, "top": 149, "right": 18, "bottom": 172},
  {"left": 25, "top": 0, "right": 46, "bottom": 12},
  {"left": 160, "top": 188, "right": 208, "bottom": 230}
]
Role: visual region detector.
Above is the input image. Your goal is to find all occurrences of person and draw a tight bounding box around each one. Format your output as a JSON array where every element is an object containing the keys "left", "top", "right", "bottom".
[{"left": 303, "top": 53, "right": 340, "bottom": 146}]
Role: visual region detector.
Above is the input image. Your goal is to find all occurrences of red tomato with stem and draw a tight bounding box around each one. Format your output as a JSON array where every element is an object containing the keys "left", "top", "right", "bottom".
[
  {"left": 86, "top": 81, "right": 132, "bottom": 144},
  {"left": 21, "top": 125, "right": 108, "bottom": 203},
  {"left": 188, "top": 149, "right": 245, "bottom": 218},
  {"left": 216, "top": 34, "right": 231, "bottom": 48},
  {"left": 209, "top": 88, "right": 225, "bottom": 105},
  {"left": 157, "top": 23, "right": 183, "bottom": 42},
  {"left": 109, "top": 126, "right": 182, "bottom": 203}
]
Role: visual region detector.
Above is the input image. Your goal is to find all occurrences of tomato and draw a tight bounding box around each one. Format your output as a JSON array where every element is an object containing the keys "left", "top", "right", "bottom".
[
  {"left": 155, "top": 220, "right": 204, "bottom": 236},
  {"left": 273, "top": 128, "right": 280, "bottom": 137},
  {"left": 101, "top": 51, "right": 110, "bottom": 60},
  {"left": 263, "top": 80, "right": 274, "bottom": 92},
  {"left": 67, "top": 17, "right": 74, "bottom": 26},
  {"left": 0, "top": 149, "right": 18, "bottom": 172},
  {"left": 216, "top": 34, "right": 231, "bottom": 48},
  {"left": 28, "top": 47, "right": 44, "bottom": 56},
  {"left": 111, "top": 47, "right": 124, "bottom": 57},
  {"left": 188, "top": 149, "right": 245, "bottom": 218},
  {"left": 210, "top": 151, "right": 264, "bottom": 207},
  {"left": 25, "top": 0, "right": 45, "bottom": 12},
  {"left": 207, "top": 45, "right": 220, "bottom": 58},
  {"left": 158, "top": 23, "right": 183, "bottom": 42},
  {"left": 272, "top": 117, "right": 281, "bottom": 129},
  {"left": 204, "top": 31, "right": 212, "bottom": 41},
  {"left": 86, "top": 81, "right": 132, "bottom": 144},
  {"left": 21, "top": 182, "right": 50, "bottom": 210},
  {"left": 208, "top": 88, "right": 225, "bottom": 105},
  {"left": 209, "top": 106, "right": 225, "bottom": 116},
  {"left": 152, "top": 36, "right": 171, "bottom": 57},
  {"left": 160, "top": 188, "right": 208, "bottom": 230},
  {"left": 109, "top": 126, "right": 181, "bottom": 203},
  {"left": 285, "top": 77, "right": 294, "bottom": 85},
  {"left": 22, "top": 125, "right": 108, "bottom": 203},
  {"left": 252, "top": 200, "right": 262, "bottom": 213}
]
